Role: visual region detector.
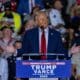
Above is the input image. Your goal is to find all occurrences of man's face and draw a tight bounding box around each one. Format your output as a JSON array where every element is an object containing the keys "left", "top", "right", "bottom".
[
  {"left": 3, "top": 28, "right": 12, "bottom": 37},
  {"left": 54, "top": 0, "right": 63, "bottom": 10},
  {"left": 36, "top": 12, "right": 48, "bottom": 29},
  {"left": 25, "top": 19, "right": 35, "bottom": 30}
]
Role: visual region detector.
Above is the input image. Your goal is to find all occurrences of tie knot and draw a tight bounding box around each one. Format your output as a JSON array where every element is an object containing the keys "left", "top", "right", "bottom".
[{"left": 41, "top": 28, "right": 45, "bottom": 33}]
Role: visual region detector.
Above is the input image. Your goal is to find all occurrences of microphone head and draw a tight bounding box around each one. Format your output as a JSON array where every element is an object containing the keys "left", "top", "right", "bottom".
[{"left": 40, "top": 26, "right": 45, "bottom": 31}]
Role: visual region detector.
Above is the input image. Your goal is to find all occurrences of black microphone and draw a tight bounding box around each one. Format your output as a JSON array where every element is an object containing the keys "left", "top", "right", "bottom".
[{"left": 40, "top": 26, "right": 44, "bottom": 29}]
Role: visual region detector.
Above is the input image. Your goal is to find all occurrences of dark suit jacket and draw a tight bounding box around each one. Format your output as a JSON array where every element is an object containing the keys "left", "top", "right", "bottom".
[{"left": 18, "top": 27, "right": 68, "bottom": 59}]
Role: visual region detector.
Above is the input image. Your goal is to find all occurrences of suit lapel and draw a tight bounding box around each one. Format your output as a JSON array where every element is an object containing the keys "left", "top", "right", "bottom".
[
  {"left": 34, "top": 28, "right": 39, "bottom": 53},
  {"left": 47, "top": 28, "right": 55, "bottom": 53}
]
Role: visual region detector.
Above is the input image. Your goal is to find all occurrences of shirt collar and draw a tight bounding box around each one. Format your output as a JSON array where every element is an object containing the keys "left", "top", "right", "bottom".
[{"left": 39, "top": 27, "right": 49, "bottom": 33}]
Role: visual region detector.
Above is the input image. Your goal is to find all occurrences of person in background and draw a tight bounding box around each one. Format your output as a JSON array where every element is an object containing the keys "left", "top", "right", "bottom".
[
  {"left": 14, "top": 40, "right": 22, "bottom": 49},
  {"left": 49, "top": 0, "right": 65, "bottom": 27},
  {"left": 24, "top": 18, "right": 35, "bottom": 31},
  {"left": 69, "top": 3, "right": 77, "bottom": 18},
  {"left": 17, "top": 0, "right": 44, "bottom": 15},
  {"left": 0, "top": 26, "right": 16, "bottom": 80},
  {"left": 42, "top": 0, "right": 53, "bottom": 9},
  {"left": 11, "top": 0, "right": 18, "bottom": 12},
  {"left": 30, "top": 5, "right": 41, "bottom": 18},
  {"left": 61, "top": 0, "right": 68, "bottom": 14},
  {"left": 70, "top": 36, "right": 80, "bottom": 80},
  {"left": 0, "top": 1, "right": 21, "bottom": 33},
  {"left": 0, "top": 26, "right": 16, "bottom": 58},
  {"left": 49, "top": 0, "right": 69, "bottom": 49},
  {"left": 21, "top": 5, "right": 40, "bottom": 28},
  {"left": 67, "top": 5, "right": 80, "bottom": 49},
  {"left": 71, "top": 5, "right": 80, "bottom": 37},
  {"left": 19, "top": 16, "right": 36, "bottom": 37},
  {"left": 0, "top": 0, "right": 9, "bottom": 12},
  {"left": 0, "top": 46, "right": 8, "bottom": 80}
]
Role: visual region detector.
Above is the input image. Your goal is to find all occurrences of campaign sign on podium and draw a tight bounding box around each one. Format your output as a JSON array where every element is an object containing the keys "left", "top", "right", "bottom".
[{"left": 16, "top": 59, "right": 71, "bottom": 78}]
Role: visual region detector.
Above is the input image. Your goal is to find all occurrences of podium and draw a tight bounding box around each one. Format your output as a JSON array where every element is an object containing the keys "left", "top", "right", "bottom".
[{"left": 16, "top": 53, "right": 71, "bottom": 78}]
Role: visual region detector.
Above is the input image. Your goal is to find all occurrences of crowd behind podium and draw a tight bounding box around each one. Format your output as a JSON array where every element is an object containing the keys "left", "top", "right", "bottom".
[{"left": 0, "top": 0, "right": 80, "bottom": 80}]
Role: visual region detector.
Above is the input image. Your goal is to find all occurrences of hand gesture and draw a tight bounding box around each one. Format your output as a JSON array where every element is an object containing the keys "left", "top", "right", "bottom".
[{"left": 6, "top": 45, "right": 16, "bottom": 53}]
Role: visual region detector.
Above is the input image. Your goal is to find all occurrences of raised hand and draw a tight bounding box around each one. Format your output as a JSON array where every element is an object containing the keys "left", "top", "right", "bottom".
[{"left": 6, "top": 45, "right": 16, "bottom": 53}]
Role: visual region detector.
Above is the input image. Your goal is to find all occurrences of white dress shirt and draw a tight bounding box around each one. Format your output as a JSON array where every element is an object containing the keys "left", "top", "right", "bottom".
[
  {"left": 0, "top": 57, "right": 8, "bottom": 80},
  {"left": 49, "top": 9, "right": 65, "bottom": 27}
]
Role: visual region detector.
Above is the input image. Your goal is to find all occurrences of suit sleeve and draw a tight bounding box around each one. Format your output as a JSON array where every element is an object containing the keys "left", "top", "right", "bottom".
[
  {"left": 56, "top": 33, "right": 68, "bottom": 59},
  {"left": 17, "top": 32, "right": 31, "bottom": 57}
]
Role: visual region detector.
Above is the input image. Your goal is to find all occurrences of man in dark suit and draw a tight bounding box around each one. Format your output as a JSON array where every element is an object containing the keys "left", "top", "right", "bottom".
[
  {"left": 18, "top": 11, "right": 67, "bottom": 60},
  {"left": 6, "top": 11, "right": 68, "bottom": 80}
]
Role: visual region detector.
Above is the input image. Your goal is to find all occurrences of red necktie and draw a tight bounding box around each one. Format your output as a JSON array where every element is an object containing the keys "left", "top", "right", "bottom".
[{"left": 41, "top": 30, "right": 47, "bottom": 60}]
